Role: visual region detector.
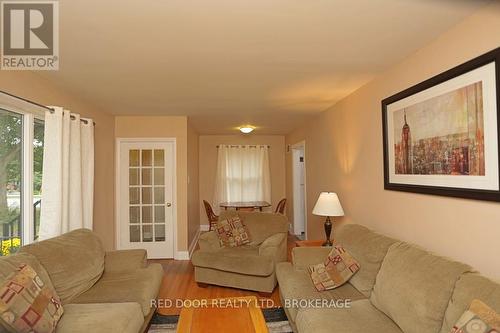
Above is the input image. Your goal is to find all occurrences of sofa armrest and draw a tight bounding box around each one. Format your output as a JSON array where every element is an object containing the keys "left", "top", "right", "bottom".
[
  {"left": 259, "top": 233, "right": 287, "bottom": 263},
  {"left": 104, "top": 249, "right": 147, "bottom": 273},
  {"left": 198, "top": 231, "right": 222, "bottom": 251},
  {"left": 292, "top": 247, "right": 331, "bottom": 270}
]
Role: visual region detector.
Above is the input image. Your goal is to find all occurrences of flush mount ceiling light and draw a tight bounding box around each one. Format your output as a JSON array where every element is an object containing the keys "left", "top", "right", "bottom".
[{"left": 239, "top": 126, "right": 255, "bottom": 134}]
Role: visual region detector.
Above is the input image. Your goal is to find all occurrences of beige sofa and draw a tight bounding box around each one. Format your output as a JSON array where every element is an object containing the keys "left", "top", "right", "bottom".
[
  {"left": 192, "top": 211, "right": 289, "bottom": 293},
  {"left": 277, "top": 224, "right": 500, "bottom": 333},
  {"left": 0, "top": 229, "right": 164, "bottom": 333}
]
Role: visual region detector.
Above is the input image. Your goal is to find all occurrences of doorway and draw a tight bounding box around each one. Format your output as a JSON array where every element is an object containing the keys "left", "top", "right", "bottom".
[
  {"left": 116, "top": 138, "right": 176, "bottom": 259},
  {"left": 291, "top": 142, "right": 306, "bottom": 239}
]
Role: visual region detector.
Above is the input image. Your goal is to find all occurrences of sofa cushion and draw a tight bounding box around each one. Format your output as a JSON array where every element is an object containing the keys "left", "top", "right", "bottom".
[
  {"left": 309, "top": 245, "right": 360, "bottom": 291},
  {"left": 192, "top": 246, "right": 274, "bottom": 276},
  {"left": 104, "top": 249, "right": 147, "bottom": 273},
  {"left": 440, "top": 273, "right": 500, "bottom": 333},
  {"left": 69, "top": 263, "right": 163, "bottom": 316},
  {"left": 370, "top": 242, "right": 472, "bottom": 333},
  {"left": 219, "top": 211, "right": 288, "bottom": 245},
  {"left": 295, "top": 299, "right": 403, "bottom": 333},
  {"left": 55, "top": 303, "right": 143, "bottom": 333},
  {"left": 335, "top": 224, "right": 397, "bottom": 297},
  {"left": 20, "top": 229, "right": 105, "bottom": 303},
  {"left": 0, "top": 259, "right": 63, "bottom": 333},
  {"left": 291, "top": 247, "right": 332, "bottom": 270},
  {"left": 194, "top": 266, "right": 277, "bottom": 293},
  {"left": 276, "top": 262, "right": 365, "bottom": 323}
]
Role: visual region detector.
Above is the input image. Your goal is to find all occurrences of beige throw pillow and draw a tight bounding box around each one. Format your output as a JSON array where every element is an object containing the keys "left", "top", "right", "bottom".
[
  {"left": 309, "top": 245, "right": 360, "bottom": 291},
  {"left": 450, "top": 299, "right": 500, "bottom": 333}
]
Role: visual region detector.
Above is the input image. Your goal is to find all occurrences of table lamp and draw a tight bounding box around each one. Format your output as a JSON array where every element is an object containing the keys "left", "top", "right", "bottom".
[{"left": 312, "top": 192, "right": 344, "bottom": 246}]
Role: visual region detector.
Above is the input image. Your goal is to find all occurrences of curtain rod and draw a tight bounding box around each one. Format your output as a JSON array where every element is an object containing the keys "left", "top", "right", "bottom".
[
  {"left": 216, "top": 145, "right": 270, "bottom": 148},
  {"left": 0, "top": 90, "right": 95, "bottom": 126}
]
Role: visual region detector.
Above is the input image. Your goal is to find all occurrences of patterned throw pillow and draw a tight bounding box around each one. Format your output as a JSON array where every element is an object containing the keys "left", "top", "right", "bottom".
[
  {"left": 450, "top": 299, "right": 499, "bottom": 333},
  {"left": 309, "top": 245, "right": 360, "bottom": 292},
  {"left": 215, "top": 216, "right": 251, "bottom": 247},
  {"left": 0, "top": 263, "right": 64, "bottom": 333}
]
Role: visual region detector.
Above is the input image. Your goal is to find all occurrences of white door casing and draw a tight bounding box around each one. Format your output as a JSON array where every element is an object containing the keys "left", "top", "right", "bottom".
[
  {"left": 292, "top": 142, "right": 307, "bottom": 237},
  {"left": 116, "top": 138, "right": 176, "bottom": 259}
]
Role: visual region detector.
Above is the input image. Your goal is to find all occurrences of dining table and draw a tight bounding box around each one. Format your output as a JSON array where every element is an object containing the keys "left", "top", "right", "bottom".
[{"left": 219, "top": 201, "right": 271, "bottom": 212}]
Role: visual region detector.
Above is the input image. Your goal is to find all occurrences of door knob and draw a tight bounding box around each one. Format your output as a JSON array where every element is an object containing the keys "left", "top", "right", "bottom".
[{"left": 166, "top": 203, "right": 172, "bottom": 207}]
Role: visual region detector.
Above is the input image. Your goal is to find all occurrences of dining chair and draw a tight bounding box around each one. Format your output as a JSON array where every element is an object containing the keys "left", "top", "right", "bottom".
[
  {"left": 203, "top": 200, "right": 219, "bottom": 231},
  {"left": 274, "top": 198, "right": 287, "bottom": 214}
]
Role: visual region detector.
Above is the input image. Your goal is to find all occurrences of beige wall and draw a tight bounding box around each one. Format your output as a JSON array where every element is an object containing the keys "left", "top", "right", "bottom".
[
  {"left": 0, "top": 72, "right": 115, "bottom": 250},
  {"left": 199, "top": 135, "right": 286, "bottom": 227},
  {"left": 286, "top": 2, "right": 500, "bottom": 279},
  {"left": 115, "top": 116, "right": 189, "bottom": 252},
  {"left": 187, "top": 122, "right": 200, "bottom": 247}
]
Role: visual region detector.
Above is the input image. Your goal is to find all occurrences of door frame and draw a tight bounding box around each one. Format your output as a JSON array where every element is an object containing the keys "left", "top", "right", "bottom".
[
  {"left": 115, "top": 137, "right": 177, "bottom": 258},
  {"left": 291, "top": 141, "right": 307, "bottom": 239}
]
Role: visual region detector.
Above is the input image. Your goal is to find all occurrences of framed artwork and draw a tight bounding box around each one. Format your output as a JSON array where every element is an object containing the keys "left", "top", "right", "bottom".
[{"left": 382, "top": 47, "right": 500, "bottom": 201}]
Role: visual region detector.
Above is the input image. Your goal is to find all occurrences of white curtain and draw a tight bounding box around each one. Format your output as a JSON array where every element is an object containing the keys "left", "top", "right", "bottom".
[
  {"left": 213, "top": 145, "right": 271, "bottom": 211},
  {"left": 39, "top": 107, "right": 94, "bottom": 240}
]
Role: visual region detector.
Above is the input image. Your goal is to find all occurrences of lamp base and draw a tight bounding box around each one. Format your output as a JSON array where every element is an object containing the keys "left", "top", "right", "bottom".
[
  {"left": 323, "top": 216, "right": 333, "bottom": 247},
  {"left": 322, "top": 239, "right": 333, "bottom": 247}
]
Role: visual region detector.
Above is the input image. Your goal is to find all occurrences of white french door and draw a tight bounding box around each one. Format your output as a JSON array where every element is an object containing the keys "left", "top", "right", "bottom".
[{"left": 117, "top": 139, "right": 175, "bottom": 259}]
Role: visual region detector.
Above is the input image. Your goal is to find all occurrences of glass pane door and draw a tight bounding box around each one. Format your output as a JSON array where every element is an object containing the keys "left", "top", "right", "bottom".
[
  {"left": 119, "top": 140, "right": 174, "bottom": 259},
  {"left": 128, "top": 148, "right": 167, "bottom": 243}
]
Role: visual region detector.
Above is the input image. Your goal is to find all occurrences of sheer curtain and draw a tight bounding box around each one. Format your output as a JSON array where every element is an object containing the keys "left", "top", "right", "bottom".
[
  {"left": 39, "top": 107, "right": 94, "bottom": 240},
  {"left": 213, "top": 145, "right": 271, "bottom": 211}
]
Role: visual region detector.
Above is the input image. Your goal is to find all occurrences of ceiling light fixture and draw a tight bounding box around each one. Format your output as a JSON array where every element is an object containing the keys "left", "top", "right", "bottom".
[{"left": 239, "top": 126, "right": 255, "bottom": 134}]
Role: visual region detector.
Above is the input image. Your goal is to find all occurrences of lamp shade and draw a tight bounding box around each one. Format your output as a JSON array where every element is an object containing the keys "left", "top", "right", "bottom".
[{"left": 312, "top": 192, "right": 344, "bottom": 217}]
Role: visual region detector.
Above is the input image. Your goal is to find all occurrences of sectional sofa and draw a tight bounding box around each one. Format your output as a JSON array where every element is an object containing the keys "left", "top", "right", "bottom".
[
  {"left": 0, "top": 229, "right": 163, "bottom": 333},
  {"left": 276, "top": 224, "right": 500, "bottom": 333}
]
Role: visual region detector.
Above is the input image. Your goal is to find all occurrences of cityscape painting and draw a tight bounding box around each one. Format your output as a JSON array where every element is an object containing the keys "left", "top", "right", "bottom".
[
  {"left": 382, "top": 48, "right": 500, "bottom": 202},
  {"left": 393, "top": 81, "right": 485, "bottom": 176}
]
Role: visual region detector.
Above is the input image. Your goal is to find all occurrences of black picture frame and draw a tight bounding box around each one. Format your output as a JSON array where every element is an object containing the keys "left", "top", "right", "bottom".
[{"left": 382, "top": 47, "right": 500, "bottom": 202}]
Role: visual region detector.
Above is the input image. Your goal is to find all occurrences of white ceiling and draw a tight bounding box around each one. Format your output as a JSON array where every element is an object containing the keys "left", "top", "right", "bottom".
[{"left": 37, "top": 0, "right": 489, "bottom": 134}]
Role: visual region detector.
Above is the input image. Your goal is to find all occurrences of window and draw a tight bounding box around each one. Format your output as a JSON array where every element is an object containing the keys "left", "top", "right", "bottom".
[
  {"left": 213, "top": 145, "right": 271, "bottom": 207},
  {"left": 0, "top": 106, "right": 44, "bottom": 256}
]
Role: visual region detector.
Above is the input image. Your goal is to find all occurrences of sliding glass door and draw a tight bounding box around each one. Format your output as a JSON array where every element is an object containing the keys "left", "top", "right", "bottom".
[
  {"left": 33, "top": 118, "right": 44, "bottom": 240},
  {"left": 0, "top": 108, "right": 44, "bottom": 256},
  {"left": 0, "top": 109, "right": 22, "bottom": 255}
]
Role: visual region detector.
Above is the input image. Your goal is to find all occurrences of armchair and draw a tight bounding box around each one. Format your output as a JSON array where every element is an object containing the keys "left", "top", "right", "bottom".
[{"left": 192, "top": 211, "right": 289, "bottom": 294}]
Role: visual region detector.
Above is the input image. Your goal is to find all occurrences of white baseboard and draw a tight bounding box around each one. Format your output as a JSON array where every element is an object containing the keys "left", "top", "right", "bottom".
[
  {"left": 174, "top": 251, "right": 190, "bottom": 260},
  {"left": 175, "top": 224, "right": 210, "bottom": 260}
]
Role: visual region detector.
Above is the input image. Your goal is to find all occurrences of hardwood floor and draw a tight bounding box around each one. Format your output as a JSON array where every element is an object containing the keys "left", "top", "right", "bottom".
[{"left": 150, "top": 233, "right": 298, "bottom": 315}]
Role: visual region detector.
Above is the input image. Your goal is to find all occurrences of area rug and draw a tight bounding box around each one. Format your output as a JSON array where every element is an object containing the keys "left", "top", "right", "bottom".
[{"left": 148, "top": 307, "right": 293, "bottom": 333}]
